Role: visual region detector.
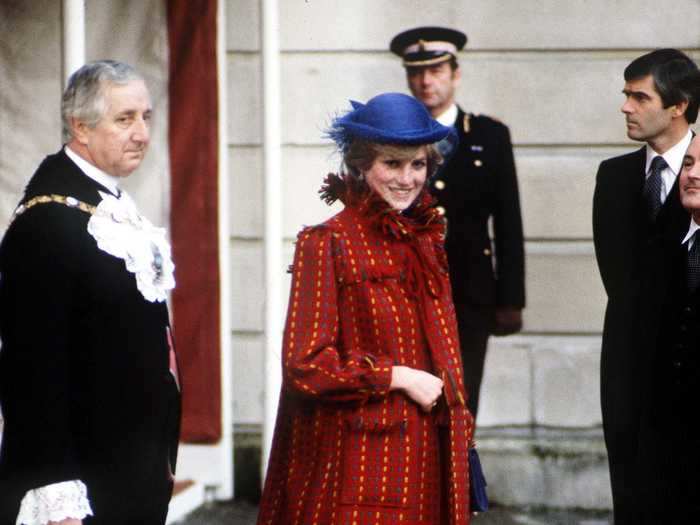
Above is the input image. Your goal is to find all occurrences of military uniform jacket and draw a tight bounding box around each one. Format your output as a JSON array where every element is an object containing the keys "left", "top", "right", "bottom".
[
  {"left": 0, "top": 151, "right": 180, "bottom": 523},
  {"left": 431, "top": 107, "right": 525, "bottom": 311},
  {"left": 257, "top": 175, "right": 474, "bottom": 525}
]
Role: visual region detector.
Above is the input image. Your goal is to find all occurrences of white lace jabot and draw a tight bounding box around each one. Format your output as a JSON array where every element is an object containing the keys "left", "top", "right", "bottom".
[
  {"left": 87, "top": 191, "right": 175, "bottom": 302},
  {"left": 17, "top": 480, "right": 93, "bottom": 525}
]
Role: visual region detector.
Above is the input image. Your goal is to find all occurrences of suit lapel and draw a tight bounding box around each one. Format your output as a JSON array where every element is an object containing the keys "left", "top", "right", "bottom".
[
  {"left": 657, "top": 160, "right": 690, "bottom": 248},
  {"left": 630, "top": 146, "right": 646, "bottom": 195}
]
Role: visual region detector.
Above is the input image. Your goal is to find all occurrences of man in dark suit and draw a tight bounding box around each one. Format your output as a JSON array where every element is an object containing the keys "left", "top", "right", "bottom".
[
  {"left": 633, "top": 129, "right": 700, "bottom": 523},
  {"left": 593, "top": 49, "right": 698, "bottom": 524},
  {"left": 647, "top": 129, "right": 700, "bottom": 521},
  {"left": 0, "top": 61, "right": 180, "bottom": 525},
  {"left": 390, "top": 27, "right": 525, "bottom": 416}
]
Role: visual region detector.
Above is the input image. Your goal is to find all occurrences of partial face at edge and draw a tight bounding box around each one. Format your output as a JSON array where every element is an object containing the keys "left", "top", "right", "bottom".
[
  {"left": 364, "top": 146, "right": 429, "bottom": 211},
  {"left": 681, "top": 135, "right": 700, "bottom": 218}
]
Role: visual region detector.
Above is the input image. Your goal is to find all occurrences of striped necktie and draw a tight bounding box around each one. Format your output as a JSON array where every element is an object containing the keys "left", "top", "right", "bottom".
[{"left": 644, "top": 156, "right": 668, "bottom": 220}]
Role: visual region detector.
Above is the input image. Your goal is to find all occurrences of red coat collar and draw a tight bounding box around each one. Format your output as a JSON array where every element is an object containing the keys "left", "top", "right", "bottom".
[{"left": 319, "top": 172, "right": 444, "bottom": 241}]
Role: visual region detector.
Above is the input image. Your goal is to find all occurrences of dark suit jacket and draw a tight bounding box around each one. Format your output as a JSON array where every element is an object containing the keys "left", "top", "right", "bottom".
[
  {"left": 637, "top": 229, "right": 700, "bottom": 522},
  {"left": 431, "top": 108, "right": 525, "bottom": 314},
  {"left": 593, "top": 146, "right": 688, "bottom": 524},
  {"left": 0, "top": 151, "right": 180, "bottom": 524}
]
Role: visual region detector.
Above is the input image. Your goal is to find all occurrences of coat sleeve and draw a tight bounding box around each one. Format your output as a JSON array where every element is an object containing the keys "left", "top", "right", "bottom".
[
  {"left": 281, "top": 226, "right": 393, "bottom": 403},
  {"left": 492, "top": 123, "right": 526, "bottom": 308},
  {"left": 592, "top": 160, "right": 611, "bottom": 295},
  {"left": 593, "top": 159, "right": 628, "bottom": 299},
  {"left": 0, "top": 206, "right": 85, "bottom": 488}
]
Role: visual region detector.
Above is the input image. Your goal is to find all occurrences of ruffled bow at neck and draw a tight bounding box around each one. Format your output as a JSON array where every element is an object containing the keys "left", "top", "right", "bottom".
[
  {"left": 320, "top": 173, "right": 446, "bottom": 299},
  {"left": 87, "top": 191, "right": 175, "bottom": 302},
  {"left": 319, "top": 172, "right": 444, "bottom": 240}
]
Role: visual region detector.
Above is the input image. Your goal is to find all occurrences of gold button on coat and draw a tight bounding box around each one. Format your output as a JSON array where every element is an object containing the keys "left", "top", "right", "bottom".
[
  {"left": 483, "top": 248, "right": 491, "bottom": 256},
  {"left": 474, "top": 159, "right": 483, "bottom": 167},
  {"left": 436, "top": 206, "right": 446, "bottom": 215},
  {"left": 434, "top": 180, "right": 445, "bottom": 190}
]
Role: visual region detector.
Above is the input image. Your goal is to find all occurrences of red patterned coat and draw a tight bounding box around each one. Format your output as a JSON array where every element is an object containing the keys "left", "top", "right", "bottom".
[{"left": 257, "top": 175, "right": 475, "bottom": 525}]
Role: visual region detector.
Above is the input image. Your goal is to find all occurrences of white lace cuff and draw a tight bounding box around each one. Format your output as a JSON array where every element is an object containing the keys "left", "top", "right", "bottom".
[{"left": 17, "top": 480, "right": 93, "bottom": 525}]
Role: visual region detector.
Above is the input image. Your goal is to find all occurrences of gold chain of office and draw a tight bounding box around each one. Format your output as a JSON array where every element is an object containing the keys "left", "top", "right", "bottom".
[{"left": 10, "top": 194, "right": 96, "bottom": 226}]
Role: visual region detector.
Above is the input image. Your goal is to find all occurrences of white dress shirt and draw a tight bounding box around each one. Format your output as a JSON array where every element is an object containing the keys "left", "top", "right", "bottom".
[
  {"left": 682, "top": 217, "right": 700, "bottom": 250},
  {"left": 645, "top": 129, "right": 692, "bottom": 204},
  {"left": 64, "top": 146, "right": 121, "bottom": 197},
  {"left": 434, "top": 103, "right": 459, "bottom": 127}
]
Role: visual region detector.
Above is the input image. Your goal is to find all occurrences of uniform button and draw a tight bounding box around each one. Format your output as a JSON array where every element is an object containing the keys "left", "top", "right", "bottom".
[
  {"left": 436, "top": 206, "right": 446, "bottom": 215},
  {"left": 483, "top": 248, "right": 491, "bottom": 256},
  {"left": 673, "top": 360, "right": 682, "bottom": 369},
  {"left": 434, "top": 180, "right": 445, "bottom": 190},
  {"left": 474, "top": 159, "right": 483, "bottom": 167}
]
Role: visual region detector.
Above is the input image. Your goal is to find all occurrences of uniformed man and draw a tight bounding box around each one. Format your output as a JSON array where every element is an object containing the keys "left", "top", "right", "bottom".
[{"left": 390, "top": 27, "right": 526, "bottom": 417}]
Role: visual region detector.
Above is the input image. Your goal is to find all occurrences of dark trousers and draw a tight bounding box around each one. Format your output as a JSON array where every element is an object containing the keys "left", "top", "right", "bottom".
[
  {"left": 84, "top": 477, "right": 173, "bottom": 525},
  {"left": 635, "top": 388, "right": 700, "bottom": 524},
  {"left": 455, "top": 303, "right": 494, "bottom": 417}
]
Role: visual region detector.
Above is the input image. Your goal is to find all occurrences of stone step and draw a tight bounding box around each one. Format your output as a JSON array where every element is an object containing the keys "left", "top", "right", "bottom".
[{"left": 477, "top": 427, "right": 612, "bottom": 511}]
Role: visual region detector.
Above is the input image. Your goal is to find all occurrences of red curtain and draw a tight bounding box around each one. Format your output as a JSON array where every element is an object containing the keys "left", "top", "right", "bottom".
[{"left": 167, "top": 0, "right": 221, "bottom": 443}]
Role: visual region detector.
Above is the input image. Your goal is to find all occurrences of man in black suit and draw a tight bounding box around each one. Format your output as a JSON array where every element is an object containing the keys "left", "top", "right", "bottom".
[
  {"left": 593, "top": 49, "right": 698, "bottom": 524},
  {"left": 390, "top": 27, "right": 525, "bottom": 417},
  {"left": 649, "top": 130, "right": 700, "bottom": 521},
  {"left": 633, "top": 129, "right": 700, "bottom": 523},
  {"left": 0, "top": 61, "right": 180, "bottom": 525}
]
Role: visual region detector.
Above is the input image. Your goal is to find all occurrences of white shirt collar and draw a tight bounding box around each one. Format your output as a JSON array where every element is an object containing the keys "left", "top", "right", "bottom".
[
  {"left": 434, "top": 103, "right": 459, "bottom": 127},
  {"left": 682, "top": 217, "right": 700, "bottom": 246},
  {"left": 645, "top": 129, "right": 693, "bottom": 176},
  {"left": 64, "top": 146, "right": 121, "bottom": 197}
]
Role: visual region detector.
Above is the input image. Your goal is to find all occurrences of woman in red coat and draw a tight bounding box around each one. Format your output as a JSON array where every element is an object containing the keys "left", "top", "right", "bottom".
[{"left": 257, "top": 93, "right": 476, "bottom": 525}]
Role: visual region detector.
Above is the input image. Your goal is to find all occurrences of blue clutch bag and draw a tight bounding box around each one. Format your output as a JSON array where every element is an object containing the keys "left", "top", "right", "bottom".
[{"left": 469, "top": 446, "right": 489, "bottom": 512}]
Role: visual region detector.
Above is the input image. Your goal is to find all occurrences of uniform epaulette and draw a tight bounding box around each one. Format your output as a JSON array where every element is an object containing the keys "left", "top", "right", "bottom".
[{"left": 470, "top": 113, "right": 506, "bottom": 127}]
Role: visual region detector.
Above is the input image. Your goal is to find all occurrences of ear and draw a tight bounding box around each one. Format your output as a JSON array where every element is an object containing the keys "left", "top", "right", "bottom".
[
  {"left": 452, "top": 66, "right": 462, "bottom": 88},
  {"left": 672, "top": 99, "right": 689, "bottom": 119},
  {"left": 71, "top": 117, "right": 90, "bottom": 145}
]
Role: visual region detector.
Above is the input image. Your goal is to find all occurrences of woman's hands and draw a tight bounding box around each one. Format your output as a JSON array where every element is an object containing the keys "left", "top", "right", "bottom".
[{"left": 390, "top": 365, "right": 443, "bottom": 412}]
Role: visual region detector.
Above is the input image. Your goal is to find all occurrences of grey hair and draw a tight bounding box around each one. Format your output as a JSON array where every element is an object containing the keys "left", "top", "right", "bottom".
[{"left": 61, "top": 60, "right": 143, "bottom": 143}]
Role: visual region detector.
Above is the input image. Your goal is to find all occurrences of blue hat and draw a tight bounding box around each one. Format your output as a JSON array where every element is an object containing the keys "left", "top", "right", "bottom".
[{"left": 327, "top": 92, "right": 453, "bottom": 152}]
